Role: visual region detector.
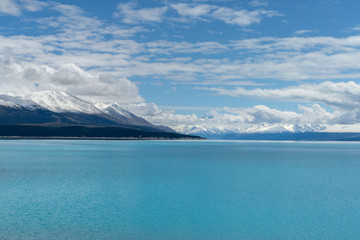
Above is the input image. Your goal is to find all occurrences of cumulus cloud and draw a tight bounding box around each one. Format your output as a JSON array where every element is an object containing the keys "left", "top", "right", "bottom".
[
  {"left": 198, "top": 81, "right": 360, "bottom": 127},
  {"left": 124, "top": 102, "right": 198, "bottom": 126},
  {"left": 122, "top": 101, "right": 342, "bottom": 133},
  {"left": 0, "top": 50, "right": 144, "bottom": 103}
]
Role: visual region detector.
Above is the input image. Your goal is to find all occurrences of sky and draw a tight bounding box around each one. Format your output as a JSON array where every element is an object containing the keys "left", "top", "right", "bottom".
[{"left": 1, "top": 0, "right": 360, "bottom": 131}]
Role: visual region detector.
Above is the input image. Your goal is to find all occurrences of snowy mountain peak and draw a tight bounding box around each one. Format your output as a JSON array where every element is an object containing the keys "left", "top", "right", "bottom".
[
  {"left": 95, "top": 102, "right": 134, "bottom": 119},
  {"left": 173, "top": 123, "right": 329, "bottom": 139},
  {"left": 27, "top": 90, "right": 102, "bottom": 114}
]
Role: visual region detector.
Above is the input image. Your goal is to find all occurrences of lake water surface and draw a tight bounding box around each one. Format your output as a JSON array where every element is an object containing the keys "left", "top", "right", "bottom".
[{"left": 1, "top": 140, "right": 360, "bottom": 239}]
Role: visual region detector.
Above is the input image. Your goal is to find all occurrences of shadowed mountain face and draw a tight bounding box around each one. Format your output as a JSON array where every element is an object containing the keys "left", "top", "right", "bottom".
[
  {"left": 0, "top": 105, "right": 70, "bottom": 125},
  {"left": 0, "top": 91, "right": 201, "bottom": 139},
  {"left": 0, "top": 91, "right": 168, "bottom": 131},
  {"left": 0, "top": 91, "right": 186, "bottom": 137},
  {"left": 0, "top": 103, "right": 152, "bottom": 129}
]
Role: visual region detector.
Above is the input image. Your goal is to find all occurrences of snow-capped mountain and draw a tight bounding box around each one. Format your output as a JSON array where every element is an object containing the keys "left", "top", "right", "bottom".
[
  {"left": 95, "top": 102, "right": 150, "bottom": 126},
  {"left": 28, "top": 90, "right": 103, "bottom": 114},
  {"left": 173, "top": 123, "right": 328, "bottom": 139},
  {"left": 0, "top": 90, "right": 165, "bottom": 131},
  {"left": 2, "top": 90, "right": 359, "bottom": 140}
]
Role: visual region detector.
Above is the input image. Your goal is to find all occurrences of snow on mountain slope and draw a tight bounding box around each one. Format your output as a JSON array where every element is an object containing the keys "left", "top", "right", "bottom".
[
  {"left": 27, "top": 90, "right": 103, "bottom": 114},
  {"left": 173, "top": 123, "right": 328, "bottom": 139},
  {"left": 320, "top": 124, "right": 360, "bottom": 132},
  {"left": 95, "top": 102, "right": 154, "bottom": 126},
  {"left": 0, "top": 97, "right": 20, "bottom": 108},
  {"left": 0, "top": 93, "right": 37, "bottom": 108},
  {"left": 0, "top": 90, "right": 170, "bottom": 130},
  {"left": 95, "top": 102, "right": 134, "bottom": 119},
  {"left": 1, "top": 90, "right": 350, "bottom": 137}
]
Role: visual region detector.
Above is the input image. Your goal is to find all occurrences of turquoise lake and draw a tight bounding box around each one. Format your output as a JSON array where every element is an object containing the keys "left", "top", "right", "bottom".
[{"left": 1, "top": 140, "right": 360, "bottom": 239}]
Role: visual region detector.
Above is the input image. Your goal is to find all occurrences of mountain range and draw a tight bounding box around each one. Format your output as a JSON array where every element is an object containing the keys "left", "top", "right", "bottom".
[
  {"left": 1, "top": 90, "right": 360, "bottom": 141},
  {"left": 173, "top": 123, "right": 360, "bottom": 141},
  {"left": 0, "top": 90, "right": 198, "bottom": 139}
]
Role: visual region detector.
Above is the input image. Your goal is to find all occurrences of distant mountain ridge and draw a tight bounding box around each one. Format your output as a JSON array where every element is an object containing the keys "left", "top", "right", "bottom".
[
  {"left": 2, "top": 90, "right": 359, "bottom": 141},
  {"left": 173, "top": 123, "right": 360, "bottom": 140},
  {"left": 173, "top": 123, "right": 327, "bottom": 139}
]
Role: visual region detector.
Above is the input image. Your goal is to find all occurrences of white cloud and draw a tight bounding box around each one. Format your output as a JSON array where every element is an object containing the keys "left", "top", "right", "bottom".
[
  {"left": 51, "top": 2, "right": 83, "bottom": 16},
  {"left": 230, "top": 35, "right": 360, "bottom": 52},
  {"left": 0, "top": 0, "right": 21, "bottom": 15},
  {"left": 294, "top": 29, "right": 316, "bottom": 35},
  {"left": 123, "top": 99, "right": 360, "bottom": 134},
  {"left": 146, "top": 40, "right": 228, "bottom": 54},
  {"left": 171, "top": 3, "right": 280, "bottom": 26},
  {"left": 0, "top": 0, "right": 45, "bottom": 15},
  {"left": 170, "top": 3, "right": 214, "bottom": 18},
  {"left": 4, "top": 24, "right": 360, "bottom": 85},
  {"left": 20, "top": 0, "right": 46, "bottom": 12},
  {"left": 202, "top": 81, "right": 360, "bottom": 111},
  {"left": 349, "top": 25, "right": 360, "bottom": 32},
  {"left": 0, "top": 50, "right": 144, "bottom": 103},
  {"left": 9, "top": 2, "right": 360, "bottom": 84},
  {"left": 115, "top": 2, "right": 168, "bottom": 24},
  {"left": 3, "top": 1, "right": 360, "bottom": 107},
  {"left": 122, "top": 101, "right": 342, "bottom": 133},
  {"left": 249, "top": 0, "right": 268, "bottom": 7},
  {"left": 211, "top": 7, "right": 278, "bottom": 26},
  {"left": 113, "top": 2, "right": 281, "bottom": 27}
]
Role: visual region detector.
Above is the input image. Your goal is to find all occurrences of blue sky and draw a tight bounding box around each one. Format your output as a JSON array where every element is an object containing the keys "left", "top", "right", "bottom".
[{"left": 1, "top": 0, "right": 360, "bottom": 130}]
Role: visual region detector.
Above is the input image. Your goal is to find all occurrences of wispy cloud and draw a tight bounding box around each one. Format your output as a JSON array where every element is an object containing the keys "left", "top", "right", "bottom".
[
  {"left": 170, "top": 3, "right": 215, "bottom": 18},
  {"left": 20, "top": 0, "right": 47, "bottom": 12},
  {"left": 114, "top": 2, "right": 168, "bottom": 24},
  {"left": 202, "top": 81, "right": 360, "bottom": 111},
  {"left": 146, "top": 40, "right": 228, "bottom": 54},
  {"left": 171, "top": 3, "right": 281, "bottom": 26},
  {"left": 4, "top": 11, "right": 360, "bottom": 87},
  {"left": 249, "top": 0, "right": 268, "bottom": 7},
  {"left": 294, "top": 29, "right": 316, "bottom": 35},
  {"left": 211, "top": 7, "right": 279, "bottom": 26},
  {"left": 113, "top": 2, "right": 281, "bottom": 27},
  {"left": 348, "top": 25, "right": 360, "bottom": 32},
  {"left": 0, "top": 0, "right": 21, "bottom": 15},
  {"left": 0, "top": 0, "right": 46, "bottom": 16}
]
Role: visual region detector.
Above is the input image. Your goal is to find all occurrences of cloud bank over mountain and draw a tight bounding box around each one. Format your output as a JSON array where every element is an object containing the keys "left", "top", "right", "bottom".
[{"left": 0, "top": 50, "right": 143, "bottom": 103}]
